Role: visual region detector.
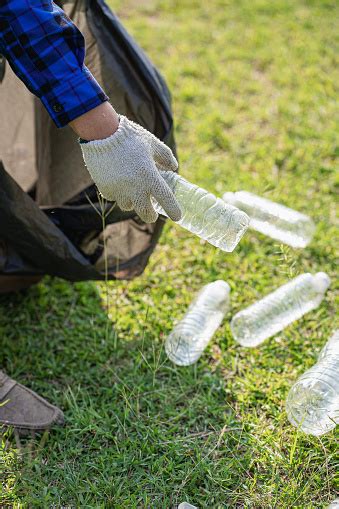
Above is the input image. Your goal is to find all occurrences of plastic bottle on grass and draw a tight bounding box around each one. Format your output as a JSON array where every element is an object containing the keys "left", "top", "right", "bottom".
[
  {"left": 165, "top": 280, "right": 230, "bottom": 366},
  {"left": 222, "top": 191, "right": 315, "bottom": 248},
  {"left": 318, "top": 329, "right": 339, "bottom": 361},
  {"left": 178, "top": 503, "right": 198, "bottom": 509},
  {"left": 286, "top": 330, "right": 339, "bottom": 436},
  {"left": 230, "top": 272, "right": 331, "bottom": 347},
  {"left": 154, "top": 172, "right": 249, "bottom": 252}
]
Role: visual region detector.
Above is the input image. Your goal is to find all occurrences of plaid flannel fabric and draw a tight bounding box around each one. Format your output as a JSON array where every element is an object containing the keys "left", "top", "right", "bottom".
[{"left": 0, "top": 0, "right": 108, "bottom": 127}]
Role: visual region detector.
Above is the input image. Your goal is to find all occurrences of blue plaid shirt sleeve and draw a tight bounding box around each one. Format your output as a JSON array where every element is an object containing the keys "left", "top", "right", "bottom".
[{"left": 0, "top": 0, "right": 109, "bottom": 127}]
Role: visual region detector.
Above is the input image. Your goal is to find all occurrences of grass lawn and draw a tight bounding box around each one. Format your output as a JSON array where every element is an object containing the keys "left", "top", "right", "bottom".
[{"left": 1, "top": 0, "right": 338, "bottom": 507}]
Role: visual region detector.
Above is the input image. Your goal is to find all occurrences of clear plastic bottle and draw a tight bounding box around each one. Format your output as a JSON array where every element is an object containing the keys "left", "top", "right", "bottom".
[
  {"left": 154, "top": 172, "right": 249, "bottom": 252},
  {"left": 222, "top": 191, "right": 315, "bottom": 248},
  {"left": 230, "top": 272, "right": 331, "bottom": 347},
  {"left": 165, "top": 280, "right": 230, "bottom": 366},
  {"left": 286, "top": 330, "right": 339, "bottom": 436},
  {"left": 318, "top": 329, "right": 339, "bottom": 361},
  {"left": 328, "top": 499, "right": 339, "bottom": 509},
  {"left": 178, "top": 503, "right": 198, "bottom": 509}
]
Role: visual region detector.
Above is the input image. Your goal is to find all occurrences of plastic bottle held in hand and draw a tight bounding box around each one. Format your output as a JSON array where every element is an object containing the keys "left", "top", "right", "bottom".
[
  {"left": 154, "top": 173, "right": 249, "bottom": 252},
  {"left": 165, "top": 280, "right": 230, "bottom": 366},
  {"left": 223, "top": 191, "right": 315, "bottom": 248},
  {"left": 230, "top": 272, "right": 331, "bottom": 347},
  {"left": 286, "top": 330, "right": 339, "bottom": 436}
]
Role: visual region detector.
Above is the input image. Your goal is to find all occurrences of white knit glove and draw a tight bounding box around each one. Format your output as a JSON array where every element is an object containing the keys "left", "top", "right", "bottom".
[{"left": 80, "top": 115, "right": 182, "bottom": 223}]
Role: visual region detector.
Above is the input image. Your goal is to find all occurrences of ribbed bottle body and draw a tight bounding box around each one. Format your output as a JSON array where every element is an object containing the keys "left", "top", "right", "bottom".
[
  {"left": 286, "top": 331, "right": 339, "bottom": 436},
  {"left": 223, "top": 191, "right": 315, "bottom": 248},
  {"left": 165, "top": 280, "right": 230, "bottom": 366},
  {"left": 155, "top": 173, "right": 249, "bottom": 252},
  {"left": 230, "top": 273, "right": 331, "bottom": 347}
]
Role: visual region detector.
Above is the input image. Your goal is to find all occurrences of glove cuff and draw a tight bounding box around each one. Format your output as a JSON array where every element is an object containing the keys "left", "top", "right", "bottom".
[{"left": 79, "top": 115, "right": 131, "bottom": 156}]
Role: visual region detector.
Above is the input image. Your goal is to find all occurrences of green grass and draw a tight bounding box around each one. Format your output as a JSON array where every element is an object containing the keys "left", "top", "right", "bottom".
[{"left": 1, "top": 0, "right": 338, "bottom": 507}]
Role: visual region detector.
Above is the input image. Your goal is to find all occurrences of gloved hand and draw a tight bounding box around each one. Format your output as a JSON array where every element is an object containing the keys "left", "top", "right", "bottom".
[{"left": 80, "top": 115, "right": 182, "bottom": 223}]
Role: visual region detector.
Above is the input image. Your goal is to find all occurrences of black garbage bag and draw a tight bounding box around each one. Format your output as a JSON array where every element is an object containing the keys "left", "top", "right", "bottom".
[{"left": 0, "top": 0, "right": 176, "bottom": 281}]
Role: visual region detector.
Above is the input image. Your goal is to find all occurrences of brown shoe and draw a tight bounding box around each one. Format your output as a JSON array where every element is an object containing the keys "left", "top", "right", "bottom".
[
  {"left": 0, "top": 275, "right": 43, "bottom": 294},
  {"left": 0, "top": 371, "right": 64, "bottom": 433}
]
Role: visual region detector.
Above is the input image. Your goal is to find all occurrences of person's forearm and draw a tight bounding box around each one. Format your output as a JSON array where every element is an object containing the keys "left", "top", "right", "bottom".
[
  {"left": 0, "top": 0, "right": 109, "bottom": 128},
  {"left": 69, "top": 102, "right": 120, "bottom": 141}
]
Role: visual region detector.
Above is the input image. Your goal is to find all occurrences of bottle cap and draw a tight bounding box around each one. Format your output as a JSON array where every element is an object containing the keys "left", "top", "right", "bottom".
[
  {"left": 198, "top": 280, "right": 230, "bottom": 310},
  {"left": 314, "top": 272, "right": 331, "bottom": 293},
  {"left": 212, "top": 280, "right": 230, "bottom": 289},
  {"left": 210, "top": 280, "right": 231, "bottom": 296}
]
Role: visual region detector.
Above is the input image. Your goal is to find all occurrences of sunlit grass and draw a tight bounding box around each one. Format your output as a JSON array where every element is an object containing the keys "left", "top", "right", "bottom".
[{"left": 0, "top": 0, "right": 337, "bottom": 506}]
